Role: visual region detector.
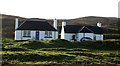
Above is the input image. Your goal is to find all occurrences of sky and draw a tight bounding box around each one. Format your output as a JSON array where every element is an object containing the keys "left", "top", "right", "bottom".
[{"left": 0, "top": 0, "right": 120, "bottom": 19}]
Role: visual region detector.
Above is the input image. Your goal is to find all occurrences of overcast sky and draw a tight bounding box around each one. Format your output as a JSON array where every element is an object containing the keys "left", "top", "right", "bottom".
[{"left": 0, "top": 0, "right": 120, "bottom": 19}]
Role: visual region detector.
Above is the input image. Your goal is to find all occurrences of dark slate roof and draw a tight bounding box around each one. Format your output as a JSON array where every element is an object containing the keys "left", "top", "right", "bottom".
[
  {"left": 17, "top": 19, "right": 57, "bottom": 31},
  {"left": 86, "top": 26, "right": 103, "bottom": 34},
  {"left": 62, "top": 25, "right": 103, "bottom": 34},
  {"left": 64, "top": 25, "right": 83, "bottom": 33}
]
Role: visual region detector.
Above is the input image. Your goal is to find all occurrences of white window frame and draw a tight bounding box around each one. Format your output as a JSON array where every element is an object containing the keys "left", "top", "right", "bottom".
[
  {"left": 23, "top": 30, "right": 31, "bottom": 37},
  {"left": 45, "top": 31, "right": 52, "bottom": 38}
]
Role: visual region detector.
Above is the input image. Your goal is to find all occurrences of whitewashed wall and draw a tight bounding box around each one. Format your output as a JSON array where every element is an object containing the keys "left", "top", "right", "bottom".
[
  {"left": 21, "top": 31, "right": 35, "bottom": 40},
  {"left": 41, "top": 31, "right": 54, "bottom": 40},
  {"left": 84, "top": 33, "right": 94, "bottom": 39},
  {"left": 40, "top": 31, "right": 58, "bottom": 40},
  {"left": 76, "top": 33, "right": 82, "bottom": 41},
  {"left": 15, "top": 30, "right": 58, "bottom": 40},
  {"left": 95, "top": 34, "right": 103, "bottom": 40},
  {"left": 53, "top": 32, "right": 58, "bottom": 39},
  {"left": 64, "top": 33, "right": 75, "bottom": 41},
  {"left": 31, "top": 31, "right": 36, "bottom": 40},
  {"left": 15, "top": 30, "right": 22, "bottom": 40},
  {"left": 76, "top": 33, "right": 94, "bottom": 41},
  {"left": 63, "top": 33, "right": 103, "bottom": 42}
]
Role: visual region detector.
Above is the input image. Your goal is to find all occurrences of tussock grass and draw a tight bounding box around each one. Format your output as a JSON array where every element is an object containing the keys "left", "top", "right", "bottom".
[{"left": 2, "top": 39, "right": 120, "bottom": 65}]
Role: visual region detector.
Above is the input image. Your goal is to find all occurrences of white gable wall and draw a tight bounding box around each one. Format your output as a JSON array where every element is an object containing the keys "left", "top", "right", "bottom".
[{"left": 15, "top": 30, "right": 22, "bottom": 40}]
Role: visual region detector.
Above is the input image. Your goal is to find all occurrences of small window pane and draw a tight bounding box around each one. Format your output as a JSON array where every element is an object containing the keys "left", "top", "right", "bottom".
[
  {"left": 49, "top": 31, "right": 52, "bottom": 37},
  {"left": 23, "top": 30, "right": 31, "bottom": 37},
  {"left": 44, "top": 31, "right": 52, "bottom": 38},
  {"left": 45, "top": 31, "right": 48, "bottom": 37}
]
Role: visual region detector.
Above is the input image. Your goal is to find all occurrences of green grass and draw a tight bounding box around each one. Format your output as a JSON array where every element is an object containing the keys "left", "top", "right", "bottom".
[{"left": 2, "top": 39, "right": 120, "bottom": 66}]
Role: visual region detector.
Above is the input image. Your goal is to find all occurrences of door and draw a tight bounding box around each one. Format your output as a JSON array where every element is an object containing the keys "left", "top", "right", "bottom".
[
  {"left": 36, "top": 31, "right": 39, "bottom": 40},
  {"left": 72, "top": 35, "right": 76, "bottom": 41}
]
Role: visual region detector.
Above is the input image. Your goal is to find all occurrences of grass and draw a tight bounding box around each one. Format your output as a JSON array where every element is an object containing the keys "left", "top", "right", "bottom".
[{"left": 1, "top": 39, "right": 120, "bottom": 66}]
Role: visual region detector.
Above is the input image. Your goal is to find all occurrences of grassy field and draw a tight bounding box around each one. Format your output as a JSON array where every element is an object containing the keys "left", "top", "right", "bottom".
[{"left": 1, "top": 39, "right": 120, "bottom": 66}]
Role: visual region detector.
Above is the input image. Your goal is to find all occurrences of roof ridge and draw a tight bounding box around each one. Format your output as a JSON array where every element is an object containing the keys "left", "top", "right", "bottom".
[
  {"left": 78, "top": 26, "right": 94, "bottom": 33},
  {"left": 85, "top": 26, "right": 94, "bottom": 33},
  {"left": 26, "top": 18, "right": 47, "bottom": 21},
  {"left": 78, "top": 26, "right": 85, "bottom": 32}
]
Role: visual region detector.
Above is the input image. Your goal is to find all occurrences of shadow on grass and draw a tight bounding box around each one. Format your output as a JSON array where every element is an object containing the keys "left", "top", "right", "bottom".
[
  {"left": 21, "top": 39, "right": 76, "bottom": 50},
  {"left": 2, "top": 48, "right": 29, "bottom": 51},
  {"left": 21, "top": 41, "right": 52, "bottom": 50},
  {"left": 67, "top": 52, "right": 104, "bottom": 59},
  {"left": 21, "top": 40, "right": 120, "bottom": 50},
  {"left": 3, "top": 39, "right": 120, "bottom": 51},
  {"left": 3, "top": 53, "right": 75, "bottom": 62},
  {"left": 1, "top": 64, "right": 119, "bottom": 66}
]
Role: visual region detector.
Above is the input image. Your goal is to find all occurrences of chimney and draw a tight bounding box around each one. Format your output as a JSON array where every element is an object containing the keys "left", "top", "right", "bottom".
[
  {"left": 62, "top": 21, "right": 66, "bottom": 26},
  {"left": 53, "top": 18, "right": 57, "bottom": 29},
  {"left": 15, "top": 18, "right": 19, "bottom": 29},
  {"left": 15, "top": 18, "right": 19, "bottom": 40},
  {"left": 61, "top": 21, "right": 66, "bottom": 39},
  {"left": 97, "top": 22, "right": 101, "bottom": 27}
]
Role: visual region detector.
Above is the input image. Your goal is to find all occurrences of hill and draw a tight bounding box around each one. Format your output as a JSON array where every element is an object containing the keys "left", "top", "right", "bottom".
[
  {"left": 0, "top": 14, "right": 119, "bottom": 39},
  {"left": 66, "top": 16, "right": 118, "bottom": 29}
]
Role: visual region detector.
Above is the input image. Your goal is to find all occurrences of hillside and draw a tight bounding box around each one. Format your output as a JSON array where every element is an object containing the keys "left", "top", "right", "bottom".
[
  {"left": 0, "top": 14, "right": 26, "bottom": 39},
  {"left": 66, "top": 16, "right": 118, "bottom": 29},
  {"left": 1, "top": 14, "right": 118, "bottom": 28},
  {"left": 0, "top": 14, "right": 119, "bottom": 39}
]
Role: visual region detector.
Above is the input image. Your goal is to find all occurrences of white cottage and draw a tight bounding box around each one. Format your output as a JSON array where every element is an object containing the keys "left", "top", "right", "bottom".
[
  {"left": 15, "top": 18, "right": 58, "bottom": 40},
  {"left": 60, "top": 21, "right": 103, "bottom": 41}
]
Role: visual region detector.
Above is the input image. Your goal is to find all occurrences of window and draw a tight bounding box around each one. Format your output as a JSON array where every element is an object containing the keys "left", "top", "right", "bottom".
[
  {"left": 23, "top": 30, "right": 31, "bottom": 37},
  {"left": 45, "top": 31, "right": 52, "bottom": 38}
]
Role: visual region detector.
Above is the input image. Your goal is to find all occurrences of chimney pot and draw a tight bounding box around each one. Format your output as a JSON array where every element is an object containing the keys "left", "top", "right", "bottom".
[
  {"left": 97, "top": 22, "right": 101, "bottom": 27},
  {"left": 53, "top": 18, "right": 57, "bottom": 29},
  {"left": 15, "top": 18, "right": 19, "bottom": 29},
  {"left": 62, "top": 21, "right": 66, "bottom": 27}
]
